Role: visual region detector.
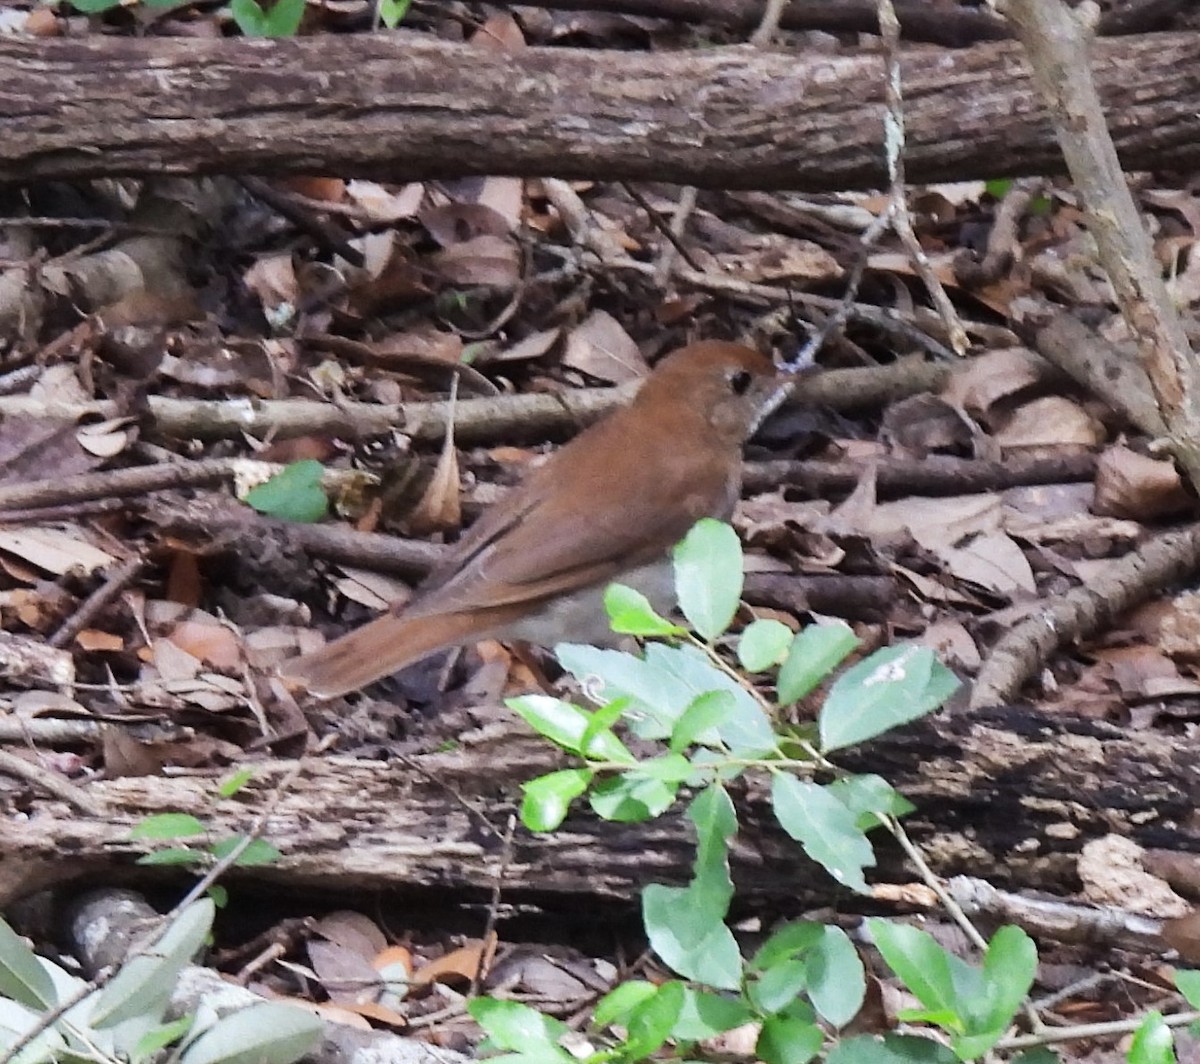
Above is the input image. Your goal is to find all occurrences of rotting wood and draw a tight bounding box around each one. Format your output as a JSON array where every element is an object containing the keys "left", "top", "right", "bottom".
[
  {"left": 4, "top": 708, "right": 1198, "bottom": 909},
  {"left": 1, "top": 34, "right": 1198, "bottom": 186}
]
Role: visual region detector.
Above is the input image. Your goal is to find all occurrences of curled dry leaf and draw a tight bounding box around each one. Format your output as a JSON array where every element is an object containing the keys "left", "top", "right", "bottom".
[
  {"left": 404, "top": 378, "right": 461, "bottom": 536},
  {"left": 345, "top": 180, "right": 426, "bottom": 222},
  {"left": 411, "top": 934, "right": 496, "bottom": 988},
  {"left": 77, "top": 417, "right": 138, "bottom": 458}
]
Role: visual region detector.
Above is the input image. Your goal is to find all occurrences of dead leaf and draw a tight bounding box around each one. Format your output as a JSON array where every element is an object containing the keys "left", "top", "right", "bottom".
[
  {"left": 993, "top": 396, "right": 1105, "bottom": 449},
  {"left": 420, "top": 202, "right": 513, "bottom": 247},
  {"left": 77, "top": 417, "right": 138, "bottom": 458},
  {"left": 1092, "top": 445, "right": 1192, "bottom": 520},
  {"left": 411, "top": 934, "right": 496, "bottom": 989},
  {"left": 935, "top": 531, "right": 1035, "bottom": 597},
  {"left": 345, "top": 180, "right": 426, "bottom": 222},
  {"left": 472, "top": 11, "right": 526, "bottom": 50},
  {"left": 307, "top": 939, "right": 382, "bottom": 1006},
  {"left": 167, "top": 621, "right": 241, "bottom": 670},
  {"left": 404, "top": 377, "right": 462, "bottom": 535},
  {"left": 76, "top": 629, "right": 123, "bottom": 652},
  {"left": 942, "top": 347, "right": 1048, "bottom": 419},
  {"left": 315, "top": 911, "right": 388, "bottom": 958},
  {"left": 562, "top": 310, "right": 646, "bottom": 383},
  {"left": 429, "top": 235, "right": 520, "bottom": 289},
  {"left": 0, "top": 528, "right": 115, "bottom": 575}
]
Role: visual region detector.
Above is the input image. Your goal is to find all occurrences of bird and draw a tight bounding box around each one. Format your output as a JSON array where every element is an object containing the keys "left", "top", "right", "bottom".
[{"left": 279, "top": 340, "right": 786, "bottom": 697}]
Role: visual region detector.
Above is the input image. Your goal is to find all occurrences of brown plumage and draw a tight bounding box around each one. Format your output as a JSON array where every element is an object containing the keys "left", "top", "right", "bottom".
[{"left": 279, "top": 341, "right": 783, "bottom": 697}]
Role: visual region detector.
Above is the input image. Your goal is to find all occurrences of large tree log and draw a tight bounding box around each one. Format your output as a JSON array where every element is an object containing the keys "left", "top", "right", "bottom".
[
  {"left": 3, "top": 32, "right": 1199, "bottom": 187},
  {"left": 3, "top": 706, "right": 1197, "bottom": 910}
]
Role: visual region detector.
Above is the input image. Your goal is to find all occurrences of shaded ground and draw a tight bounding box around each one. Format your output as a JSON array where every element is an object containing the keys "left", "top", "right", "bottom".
[{"left": 3, "top": 1, "right": 1200, "bottom": 1060}]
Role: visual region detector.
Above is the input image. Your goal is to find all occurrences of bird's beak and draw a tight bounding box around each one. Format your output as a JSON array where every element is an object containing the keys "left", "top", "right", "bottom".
[{"left": 749, "top": 376, "right": 796, "bottom": 435}]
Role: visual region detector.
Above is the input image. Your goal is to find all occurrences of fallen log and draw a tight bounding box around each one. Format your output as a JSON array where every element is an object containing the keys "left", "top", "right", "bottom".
[{"left": 3, "top": 32, "right": 1199, "bottom": 186}]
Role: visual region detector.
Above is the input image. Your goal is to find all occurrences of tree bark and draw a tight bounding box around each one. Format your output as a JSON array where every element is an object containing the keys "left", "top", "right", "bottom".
[
  {"left": 2, "top": 32, "right": 1199, "bottom": 187},
  {"left": 5, "top": 706, "right": 1197, "bottom": 911}
]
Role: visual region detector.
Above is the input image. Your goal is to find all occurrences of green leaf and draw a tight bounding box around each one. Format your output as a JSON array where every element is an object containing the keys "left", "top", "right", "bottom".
[
  {"left": 670, "top": 690, "right": 736, "bottom": 752},
  {"left": 217, "top": 769, "right": 254, "bottom": 798},
  {"left": 751, "top": 922, "right": 825, "bottom": 971},
  {"left": 508, "top": 695, "right": 636, "bottom": 763},
  {"left": 673, "top": 519, "right": 743, "bottom": 640},
  {"left": 827, "top": 774, "right": 914, "bottom": 829},
  {"left": 208, "top": 837, "right": 281, "bottom": 867},
  {"left": 750, "top": 959, "right": 809, "bottom": 1014},
  {"left": 738, "top": 619, "right": 794, "bottom": 672},
  {"left": 521, "top": 769, "right": 592, "bottom": 832},
  {"left": 589, "top": 772, "right": 678, "bottom": 822},
  {"left": 593, "top": 981, "right": 658, "bottom": 1028},
  {"left": 1175, "top": 968, "right": 1200, "bottom": 1008},
  {"left": 777, "top": 623, "right": 859, "bottom": 705},
  {"left": 671, "top": 988, "right": 754, "bottom": 1040},
  {"left": 67, "top": 0, "right": 123, "bottom": 11},
  {"left": 179, "top": 1003, "right": 322, "bottom": 1064},
  {"left": 622, "top": 981, "right": 685, "bottom": 1059},
  {"left": 137, "top": 847, "right": 207, "bottom": 867},
  {"left": 771, "top": 776, "right": 874, "bottom": 894},
  {"left": 1127, "top": 1011, "right": 1173, "bottom": 1064},
  {"left": 756, "top": 1013, "right": 824, "bottom": 1064},
  {"left": 866, "top": 920, "right": 961, "bottom": 1027},
  {"left": 972, "top": 925, "right": 1036, "bottom": 1037},
  {"left": 377, "top": 0, "right": 411, "bottom": 26},
  {"left": 130, "top": 813, "right": 207, "bottom": 841},
  {"left": 243, "top": 460, "right": 328, "bottom": 522},
  {"left": 819, "top": 645, "right": 958, "bottom": 752},
  {"left": 207, "top": 885, "right": 229, "bottom": 909},
  {"left": 555, "top": 642, "right": 774, "bottom": 754},
  {"left": 1012, "top": 1050, "right": 1062, "bottom": 1064},
  {"left": 230, "top": 0, "right": 307, "bottom": 36},
  {"left": 468, "top": 999, "right": 569, "bottom": 1052},
  {"left": 578, "top": 698, "right": 627, "bottom": 762},
  {"left": 91, "top": 900, "right": 215, "bottom": 1028},
  {"left": 605, "top": 584, "right": 685, "bottom": 637},
  {"left": 642, "top": 787, "right": 741, "bottom": 989},
  {"left": 825, "top": 1034, "right": 959, "bottom": 1063},
  {"left": 643, "top": 885, "right": 741, "bottom": 990},
  {"left": 132, "top": 1015, "right": 194, "bottom": 1062},
  {"left": 0, "top": 918, "right": 56, "bottom": 1010},
  {"left": 806, "top": 926, "right": 865, "bottom": 1027},
  {"left": 984, "top": 178, "right": 1014, "bottom": 199}
]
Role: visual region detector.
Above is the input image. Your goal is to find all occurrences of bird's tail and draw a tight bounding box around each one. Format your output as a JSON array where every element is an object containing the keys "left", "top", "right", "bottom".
[{"left": 278, "top": 610, "right": 491, "bottom": 698}]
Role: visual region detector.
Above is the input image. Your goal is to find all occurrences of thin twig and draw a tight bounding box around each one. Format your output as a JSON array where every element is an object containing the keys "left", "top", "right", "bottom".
[
  {"left": 49, "top": 556, "right": 145, "bottom": 650},
  {"left": 877, "top": 0, "right": 969, "bottom": 355}
]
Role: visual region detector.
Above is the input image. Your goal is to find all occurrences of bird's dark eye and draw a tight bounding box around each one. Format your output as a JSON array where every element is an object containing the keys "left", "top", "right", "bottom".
[{"left": 729, "top": 370, "right": 753, "bottom": 395}]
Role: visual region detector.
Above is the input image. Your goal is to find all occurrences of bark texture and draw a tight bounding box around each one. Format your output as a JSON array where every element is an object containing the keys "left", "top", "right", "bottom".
[
  {"left": 4, "top": 707, "right": 1197, "bottom": 910},
  {"left": 2, "top": 33, "right": 1199, "bottom": 187}
]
